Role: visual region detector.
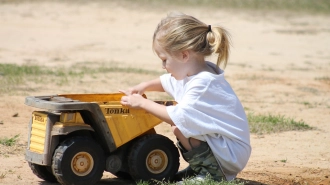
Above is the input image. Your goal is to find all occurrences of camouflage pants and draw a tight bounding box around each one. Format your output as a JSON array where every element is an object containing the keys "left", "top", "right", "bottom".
[{"left": 177, "top": 140, "right": 225, "bottom": 181}]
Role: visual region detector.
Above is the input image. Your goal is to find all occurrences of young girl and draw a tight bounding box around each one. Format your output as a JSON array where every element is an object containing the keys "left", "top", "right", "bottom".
[{"left": 120, "top": 12, "right": 251, "bottom": 182}]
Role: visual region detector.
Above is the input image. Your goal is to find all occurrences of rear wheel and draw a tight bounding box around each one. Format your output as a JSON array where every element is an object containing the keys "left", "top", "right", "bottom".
[
  {"left": 28, "top": 162, "right": 57, "bottom": 182},
  {"left": 52, "top": 137, "right": 105, "bottom": 185},
  {"left": 128, "top": 134, "right": 180, "bottom": 181}
]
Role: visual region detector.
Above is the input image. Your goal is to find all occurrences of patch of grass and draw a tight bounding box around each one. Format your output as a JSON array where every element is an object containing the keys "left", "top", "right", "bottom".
[
  {"left": 0, "top": 63, "right": 162, "bottom": 93},
  {"left": 85, "top": 64, "right": 161, "bottom": 76},
  {"left": 122, "top": 0, "right": 330, "bottom": 14},
  {"left": 137, "top": 174, "right": 244, "bottom": 185},
  {"left": 244, "top": 107, "right": 250, "bottom": 111},
  {"left": 0, "top": 63, "right": 44, "bottom": 76},
  {"left": 289, "top": 67, "right": 310, "bottom": 71},
  {"left": 280, "top": 158, "right": 287, "bottom": 163},
  {"left": 275, "top": 158, "right": 287, "bottom": 163},
  {"left": 297, "top": 87, "right": 318, "bottom": 94},
  {"left": 315, "top": 76, "right": 330, "bottom": 84},
  {"left": 0, "top": 134, "right": 20, "bottom": 146},
  {"left": 0, "top": 63, "right": 63, "bottom": 92},
  {"left": 248, "top": 113, "right": 314, "bottom": 135},
  {"left": 265, "top": 67, "right": 275, "bottom": 71},
  {"left": 3, "top": 0, "right": 330, "bottom": 14},
  {"left": 301, "top": 101, "right": 315, "bottom": 108}
]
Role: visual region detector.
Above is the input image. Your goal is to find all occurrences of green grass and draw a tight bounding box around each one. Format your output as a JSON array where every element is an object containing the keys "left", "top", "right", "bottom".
[
  {"left": 248, "top": 113, "right": 314, "bottom": 135},
  {"left": 3, "top": 0, "right": 330, "bottom": 14},
  {"left": 0, "top": 134, "right": 20, "bottom": 146},
  {"left": 301, "top": 101, "right": 315, "bottom": 108},
  {"left": 0, "top": 63, "right": 77, "bottom": 92},
  {"left": 121, "top": 0, "right": 330, "bottom": 15},
  {"left": 81, "top": 64, "right": 161, "bottom": 76},
  {"left": 315, "top": 76, "right": 330, "bottom": 85},
  {"left": 280, "top": 158, "right": 287, "bottom": 163},
  {"left": 136, "top": 174, "right": 244, "bottom": 185},
  {"left": 0, "top": 63, "right": 161, "bottom": 93}
]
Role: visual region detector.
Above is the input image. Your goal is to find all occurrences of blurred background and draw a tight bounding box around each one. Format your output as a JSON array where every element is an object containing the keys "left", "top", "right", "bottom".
[{"left": 1, "top": 0, "right": 329, "bottom": 94}]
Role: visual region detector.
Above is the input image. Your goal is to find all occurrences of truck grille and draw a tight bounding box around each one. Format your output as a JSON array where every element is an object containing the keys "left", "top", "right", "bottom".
[{"left": 29, "top": 112, "right": 48, "bottom": 154}]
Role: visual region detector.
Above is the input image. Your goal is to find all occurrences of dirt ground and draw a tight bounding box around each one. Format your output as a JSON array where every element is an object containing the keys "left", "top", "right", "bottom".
[{"left": 0, "top": 1, "right": 330, "bottom": 185}]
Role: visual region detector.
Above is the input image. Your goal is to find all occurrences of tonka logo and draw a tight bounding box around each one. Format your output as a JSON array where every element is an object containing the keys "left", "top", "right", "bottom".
[
  {"left": 34, "top": 115, "right": 45, "bottom": 122},
  {"left": 105, "top": 108, "right": 130, "bottom": 114}
]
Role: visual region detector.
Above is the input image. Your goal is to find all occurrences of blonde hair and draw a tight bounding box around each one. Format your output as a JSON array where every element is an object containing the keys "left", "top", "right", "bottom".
[{"left": 153, "top": 12, "right": 231, "bottom": 68}]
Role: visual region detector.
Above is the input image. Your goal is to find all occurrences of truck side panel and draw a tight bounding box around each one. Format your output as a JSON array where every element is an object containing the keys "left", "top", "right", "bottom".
[{"left": 99, "top": 103, "right": 163, "bottom": 148}]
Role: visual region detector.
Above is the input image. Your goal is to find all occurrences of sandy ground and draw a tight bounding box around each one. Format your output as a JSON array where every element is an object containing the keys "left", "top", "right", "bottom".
[{"left": 0, "top": 1, "right": 330, "bottom": 185}]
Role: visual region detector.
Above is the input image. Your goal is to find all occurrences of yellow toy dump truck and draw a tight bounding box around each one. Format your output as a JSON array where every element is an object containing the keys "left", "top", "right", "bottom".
[{"left": 25, "top": 93, "right": 179, "bottom": 185}]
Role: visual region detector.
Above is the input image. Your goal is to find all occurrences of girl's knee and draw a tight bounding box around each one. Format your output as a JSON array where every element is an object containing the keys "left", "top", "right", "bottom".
[
  {"left": 171, "top": 126, "right": 182, "bottom": 137},
  {"left": 171, "top": 125, "right": 177, "bottom": 133}
]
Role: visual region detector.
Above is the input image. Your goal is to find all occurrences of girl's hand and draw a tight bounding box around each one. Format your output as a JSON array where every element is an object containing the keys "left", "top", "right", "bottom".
[
  {"left": 120, "top": 92, "right": 145, "bottom": 108},
  {"left": 120, "top": 83, "right": 146, "bottom": 95},
  {"left": 120, "top": 88, "right": 174, "bottom": 125}
]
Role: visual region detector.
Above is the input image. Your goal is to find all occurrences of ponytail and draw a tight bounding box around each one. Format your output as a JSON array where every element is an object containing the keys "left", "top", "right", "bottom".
[{"left": 207, "top": 26, "right": 231, "bottom": 68}]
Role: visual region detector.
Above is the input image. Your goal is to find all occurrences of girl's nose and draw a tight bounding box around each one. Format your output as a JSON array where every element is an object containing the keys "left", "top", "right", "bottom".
[{"left": 162, "top": 63, "right": 166, "bottom": 69}]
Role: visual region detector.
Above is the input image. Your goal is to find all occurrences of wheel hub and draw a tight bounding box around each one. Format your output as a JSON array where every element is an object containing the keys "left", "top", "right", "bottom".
[
  {"left": 71, "top": 152, "right": 94, "bottom": 176},
  {"left": 146, "top": 149, "right": 168, "bottom": 174}
]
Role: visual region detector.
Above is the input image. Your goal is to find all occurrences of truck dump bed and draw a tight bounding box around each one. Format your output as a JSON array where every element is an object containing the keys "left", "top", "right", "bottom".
[{"left": 25, "top": 93, "right": 173, "bottom": 151}]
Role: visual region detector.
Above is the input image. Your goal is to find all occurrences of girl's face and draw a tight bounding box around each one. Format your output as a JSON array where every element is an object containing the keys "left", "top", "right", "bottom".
[{"left": 154, "top": 41, "right": 187, "bottom": 80}]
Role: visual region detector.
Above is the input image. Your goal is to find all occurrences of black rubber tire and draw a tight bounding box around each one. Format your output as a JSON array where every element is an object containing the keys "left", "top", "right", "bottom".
[
  {"left": 28, "top": 162, "right": 57, "bottom": 182},
  {"left": 52, "top": 137, "right": 105, "bottom": 185},
  {"left": 113, "top": 171, "right": 132, "bottom": 179},
  {"left": 128, "top": 134, "right": 180, "bottom": 181}
]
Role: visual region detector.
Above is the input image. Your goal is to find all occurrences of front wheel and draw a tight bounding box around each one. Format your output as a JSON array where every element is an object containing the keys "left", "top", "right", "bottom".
[
  {"left": 28, "top": 162, "right": 57, "bottom": 182},
  {"left": 128, "top": 134, "right": 180, "bottom": 181},
  {"left": 52, "top": 137, "right": 105, "bottom": 185}
]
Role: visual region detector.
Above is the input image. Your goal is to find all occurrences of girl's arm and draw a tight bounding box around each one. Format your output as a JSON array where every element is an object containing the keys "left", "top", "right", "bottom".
[
  {"left": 140, "top": 98, "right": 174, "bottom": 125},
  {"left": 142, "top": 78, "right": 164, "bottom": 92},
  {"left": 122, "top": 77, "right": 164, "bottom": 95},
  {"left": 120, "top": 93, "right": 174, "bottom": 125},
  {"left": 120, "top": 77, "right": 173, "bottom": 125}
]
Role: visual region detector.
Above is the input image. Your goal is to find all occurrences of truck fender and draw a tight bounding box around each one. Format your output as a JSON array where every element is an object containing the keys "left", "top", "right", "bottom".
[{"left": 51, "top": 123, "right": 94, "bottom": 136}]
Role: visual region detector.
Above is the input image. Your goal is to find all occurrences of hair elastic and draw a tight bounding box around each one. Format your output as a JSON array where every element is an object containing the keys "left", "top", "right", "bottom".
[{"left": 208, "top": 25, "right": 211, "bottom": 32}]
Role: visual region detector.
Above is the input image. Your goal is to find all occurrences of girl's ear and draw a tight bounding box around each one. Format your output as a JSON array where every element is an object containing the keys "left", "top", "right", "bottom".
[{"left": 181, "top": 50, "right": 189, "bottom": 63}]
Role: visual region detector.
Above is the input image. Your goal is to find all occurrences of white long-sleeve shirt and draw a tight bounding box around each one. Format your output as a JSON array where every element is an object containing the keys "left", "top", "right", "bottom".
[{"left": 160, "top": 62, "right": 251, "bottom": 180}]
